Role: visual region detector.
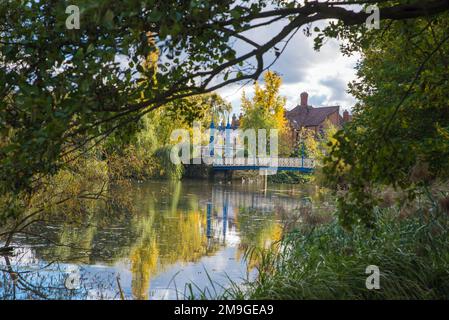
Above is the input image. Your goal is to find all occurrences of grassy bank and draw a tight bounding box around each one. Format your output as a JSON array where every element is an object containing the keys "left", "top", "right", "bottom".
[{"left": 221, "top": 194, "right": 449, "bottom": 299}]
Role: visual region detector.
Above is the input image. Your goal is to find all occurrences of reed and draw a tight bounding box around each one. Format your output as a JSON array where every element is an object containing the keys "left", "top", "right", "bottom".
[{"left": 218, "top": 194, "right": 449, "bottom": 300}]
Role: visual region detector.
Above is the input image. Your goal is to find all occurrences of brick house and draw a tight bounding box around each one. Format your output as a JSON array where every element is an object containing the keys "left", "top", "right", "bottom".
[{"left": 285, "top": 92, "right": 351, "bottom": 141}]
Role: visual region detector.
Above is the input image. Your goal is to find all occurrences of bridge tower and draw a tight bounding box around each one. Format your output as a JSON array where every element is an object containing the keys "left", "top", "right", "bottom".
[
  {"left": 209, "top": 119, "right": 215, "bottom": 157},
  {"left": 225, "top": 119, "right": 232, "bottom": 159}
]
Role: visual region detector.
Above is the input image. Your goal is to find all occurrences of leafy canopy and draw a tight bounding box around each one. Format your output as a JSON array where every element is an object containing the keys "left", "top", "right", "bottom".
[
  {"left": 323, "top": 14, "right": 449, "bottom": 227},
  {"left": 1, "top": 0, "right": 449, "bottom": 199}
]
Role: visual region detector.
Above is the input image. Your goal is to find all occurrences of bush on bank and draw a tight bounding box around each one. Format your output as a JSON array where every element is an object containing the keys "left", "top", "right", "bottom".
[{"left": 268, "top": 171, "right": 314, "bottom": 184}]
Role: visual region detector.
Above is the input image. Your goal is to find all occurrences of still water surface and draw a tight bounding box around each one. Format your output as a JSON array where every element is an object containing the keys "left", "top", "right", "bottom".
[{"left": 1, "top": 180, "right": 332, "bottom": 300}]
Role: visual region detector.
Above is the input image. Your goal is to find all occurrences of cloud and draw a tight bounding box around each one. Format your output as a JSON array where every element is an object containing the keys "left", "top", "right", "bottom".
[
  {"left": 319, "top": 76, "right": 350, "bottom": 102},
  {"left": 216, "top": 20, "right": 360, "bottom": 115},
  {"left": 308, "top": 94, "right": 328, "bottom": 106}
]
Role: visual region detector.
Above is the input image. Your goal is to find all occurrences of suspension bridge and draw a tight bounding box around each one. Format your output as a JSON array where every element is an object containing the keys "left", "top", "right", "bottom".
[
  {"left": 211, "top": 157, "right": 314, "bottom": 173},
  {"left": 194, "top": 119, "right": 316, "bottom": 174}
]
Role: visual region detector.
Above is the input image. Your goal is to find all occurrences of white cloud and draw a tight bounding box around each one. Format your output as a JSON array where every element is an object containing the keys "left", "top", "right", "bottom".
[{"left": 216, "top": 20, "right": 360, "bottom": 115}]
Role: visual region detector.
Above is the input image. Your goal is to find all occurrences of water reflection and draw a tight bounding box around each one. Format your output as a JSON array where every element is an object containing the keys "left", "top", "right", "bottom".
[{"left": 0, "top": 180, "right": 333, "bottom": 300}]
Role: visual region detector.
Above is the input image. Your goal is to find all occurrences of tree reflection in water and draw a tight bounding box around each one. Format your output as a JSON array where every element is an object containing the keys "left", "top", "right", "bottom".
[
  {"left": 0, "top": 180, "right": 332, "bottom": 300},
  {"left": 0, "top": 249, "right": 118, "bottom": 299}
]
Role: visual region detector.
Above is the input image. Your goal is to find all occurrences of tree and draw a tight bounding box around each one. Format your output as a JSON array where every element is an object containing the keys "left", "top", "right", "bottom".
[
  {"left": 299, "top": 120, "right": 338, "bottom": 162},
  {"left": 240, "top": 71, "right": 290, "bottom": 155},
  {"left": 322, "top": 13, "right": 449, "bottom": 228},
  {"left": 1, "top": 0, "right": 449, "bottom": 198},
  {"left": 240, "top": 71, "right": 287, "bottom": 130},
  {"left": 104, "top": 92, "right": 230, "bottom": 179}
]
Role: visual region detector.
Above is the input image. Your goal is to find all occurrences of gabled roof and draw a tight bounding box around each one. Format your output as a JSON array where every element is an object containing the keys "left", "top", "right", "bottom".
[{"left": 285, "top": 105, "right": 339, "bottom": 128}]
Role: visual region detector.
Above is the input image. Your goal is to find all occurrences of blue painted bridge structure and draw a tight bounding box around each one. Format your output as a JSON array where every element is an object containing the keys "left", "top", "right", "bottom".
[
  {"left": 202, "top": 119, "right": 315, "bottom": 174},
  {"left": 211, "top": 157, "right": 315, "bottom": 173}
]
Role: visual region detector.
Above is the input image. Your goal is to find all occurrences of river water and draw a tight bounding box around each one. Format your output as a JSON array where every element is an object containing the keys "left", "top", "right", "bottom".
[{"left": 0, "top": 180, "right": 333, "bottom": 300}]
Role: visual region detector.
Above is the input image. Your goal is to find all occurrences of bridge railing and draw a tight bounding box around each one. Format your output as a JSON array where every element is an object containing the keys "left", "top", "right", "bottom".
[
  {"left": 211, "top": 157, "right": 315, "bottom": 168},
  {"left": 199, "top": 147, "right": 315, "bottom": 168}
]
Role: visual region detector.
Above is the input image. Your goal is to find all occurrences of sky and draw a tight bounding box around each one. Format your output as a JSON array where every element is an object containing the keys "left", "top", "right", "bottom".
[
  {"left": 116, "top": 4, "right": 362, "bottom": 117},
  {"left": 215, "top": 16, "right": 361, "bottom": 116}
]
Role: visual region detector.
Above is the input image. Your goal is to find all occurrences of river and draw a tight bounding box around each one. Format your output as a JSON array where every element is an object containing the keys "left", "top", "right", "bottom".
[{"left": 0, "top": 179, "right": 333, "bottom": 300}]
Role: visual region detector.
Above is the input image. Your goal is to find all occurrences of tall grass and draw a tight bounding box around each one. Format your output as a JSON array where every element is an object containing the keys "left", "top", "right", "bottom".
[{"left": 220, "top": 193, "right": 449, "bottom": 300}]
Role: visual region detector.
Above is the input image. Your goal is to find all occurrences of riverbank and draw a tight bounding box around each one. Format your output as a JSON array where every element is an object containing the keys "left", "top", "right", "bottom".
[{"left": 220, "top": 194, "right": 449, "bottom": 299}]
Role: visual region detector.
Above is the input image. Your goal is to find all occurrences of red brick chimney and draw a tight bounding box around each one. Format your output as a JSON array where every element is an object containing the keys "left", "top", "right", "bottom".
[
  {"left": 343, "top": 110, "right": 350, "bottom": 122},
  {"left": 300, "top": 92, "right": 308, "bottom": 106}
]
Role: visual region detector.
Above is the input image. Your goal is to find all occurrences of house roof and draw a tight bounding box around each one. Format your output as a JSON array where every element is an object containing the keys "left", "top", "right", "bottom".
[{"left": 285, "top": 105, "right": 340, "bottom": 128}]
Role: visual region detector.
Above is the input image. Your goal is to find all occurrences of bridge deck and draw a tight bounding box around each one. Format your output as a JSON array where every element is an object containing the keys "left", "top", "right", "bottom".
[
  {"left": 209, "top": 157, "right": 314, "bottom": 172},
  {"left": 212, "top": 166, "right": 313, "bottom": 173}
]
